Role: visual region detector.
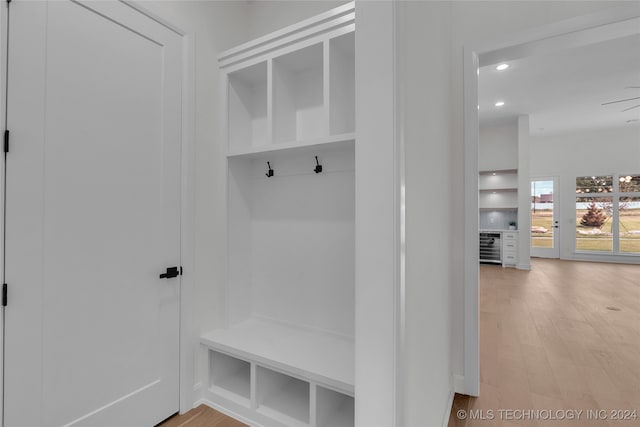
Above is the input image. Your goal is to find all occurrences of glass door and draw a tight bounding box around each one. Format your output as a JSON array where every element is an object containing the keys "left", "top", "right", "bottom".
[{"left": 531, "top": 178, "right": 560, "bottom": 258}]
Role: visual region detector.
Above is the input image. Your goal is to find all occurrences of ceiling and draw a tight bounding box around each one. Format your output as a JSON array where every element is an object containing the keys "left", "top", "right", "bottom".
[{"left": 479, "top": 32, "right": 640, "bottom": 136}]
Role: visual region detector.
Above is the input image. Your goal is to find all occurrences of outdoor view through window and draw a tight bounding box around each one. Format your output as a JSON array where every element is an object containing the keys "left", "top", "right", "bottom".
[
  {"left": 531, "top": 180, "right": 555, "bottom": 250},
  {"left": 575, "top": 174, "right": 640, "bottom": 253}
]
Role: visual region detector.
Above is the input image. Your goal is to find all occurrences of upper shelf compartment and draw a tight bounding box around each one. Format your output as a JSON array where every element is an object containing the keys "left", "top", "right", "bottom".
[
  {"left": 330, "top": 32, "right": 355, "bottom": 136},
  {"left": 219, "top": 2, "right": 355, "bottom": 155},
  {"left": 228, "top": 61, "right": 268, "bottom": 150},
  {"left": 273, "top": 43, "right": 325, "bottom": 144}
]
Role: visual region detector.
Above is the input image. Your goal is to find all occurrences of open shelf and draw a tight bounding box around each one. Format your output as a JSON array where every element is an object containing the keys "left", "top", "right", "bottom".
[
  {"left": 201, "top": 317, "right": 354, "bottom": 394},
  {"left": 329, "top": 33, "right": 355, "bottom": 136},
  {"left": 479, "top": 188, "right": 517, "bottom": 193},
  {"left": 479, "top": 169, "right": 517, "bottom": 176},
  {"left": 256, "top": 366, "right": 310, "bottom": 426},
  {"left": 479, "top": 172, "right": 518, "bottom": 191},
  {"left": 273, "top": 43, "right": 325, "bottom": 144},
  {"left": 227, "top": 132, "right": 354, "bottom": 159},
  {"left": 317, "top": 386, "right": 354, "bottom": 427},
  {"left": 479, "top": 191, "right": 518, "bottom": 210},
  {"left": 228, "top": 61, "right": 268, "bottom": 151},
  {"left": 208, "top": 350, "right": 251, "bottom": 405}
]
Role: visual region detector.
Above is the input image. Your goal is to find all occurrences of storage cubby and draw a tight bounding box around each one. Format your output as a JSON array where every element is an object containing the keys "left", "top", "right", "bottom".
[
  {"left": 208, "top": 350, "right": 251, "bottom": 404},
  {"left": 273, "top": 43, "right": 325, "bottom": 144},
  {"left": 329, "top": 33, "right": 355, "bottom": 136},
  {"left": 316, "top": 387, "right": 354, "bottom": 427},
  {"left": 228, "top": 61, "right": 268, "bottom": 150},
  {"left": 257, "top": 366, "right": 310, "bottom": 425}
]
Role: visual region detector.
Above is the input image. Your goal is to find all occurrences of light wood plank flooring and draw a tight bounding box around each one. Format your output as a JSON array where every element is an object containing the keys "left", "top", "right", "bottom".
[
  {"left": 159, "top": 405, "right": 247, "bottom": 427},
  {"left": 449, "top": 258, "right": 640, "bottom": 427}
]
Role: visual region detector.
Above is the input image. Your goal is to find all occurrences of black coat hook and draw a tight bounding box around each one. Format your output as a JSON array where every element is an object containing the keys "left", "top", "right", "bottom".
[
  {"left": 266, "top": 161, "right": 274, "bottom": 178},
  {"left": 314, "top": 156, "right": 323, "bottom": 174}
]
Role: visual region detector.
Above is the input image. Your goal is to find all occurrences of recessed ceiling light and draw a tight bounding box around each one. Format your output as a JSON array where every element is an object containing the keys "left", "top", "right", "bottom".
[
  {"left": 496, "top": 63, "right": 510, "bottom": 71},
  {"left": 495, "top": 101, "right": 505, "bottom": 107}
]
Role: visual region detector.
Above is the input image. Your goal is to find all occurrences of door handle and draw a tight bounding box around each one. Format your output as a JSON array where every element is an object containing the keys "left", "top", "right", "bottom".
[{"left": 159, "top": 266, "right": 181, "bottom": 279}]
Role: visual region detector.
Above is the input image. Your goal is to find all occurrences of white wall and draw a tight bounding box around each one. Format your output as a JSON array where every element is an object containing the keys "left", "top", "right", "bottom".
[
  {"left": 400, "top": 2, "right": 454, "bottom": 425},
  {"left": 355, "top": 2, "right": 397, "bottom": 425},
  {"left": 530, "top": 125, "right": 640, "bottom": 262},
  {"left": 479, "top": 121, "right": 518, "bottom": 171},
  {"left": 448, "top": 0, "right": 631, "bottom": 398}
]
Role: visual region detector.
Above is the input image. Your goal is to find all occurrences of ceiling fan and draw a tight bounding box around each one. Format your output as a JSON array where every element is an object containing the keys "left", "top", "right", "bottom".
[{"left": 602, "top": 86, "right": 640, "bottom": 112}]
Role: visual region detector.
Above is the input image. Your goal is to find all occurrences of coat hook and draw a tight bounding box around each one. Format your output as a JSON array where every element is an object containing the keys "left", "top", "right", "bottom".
[
  {"left": 314, "top": 156, "right": 323, "bottom": 174},
  {"left": 266, "top": 161, "right": 274, "bottom": 178}
]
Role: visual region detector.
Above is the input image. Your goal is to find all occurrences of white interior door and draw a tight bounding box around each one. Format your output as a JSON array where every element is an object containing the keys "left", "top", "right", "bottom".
[
  {"left": 530, "top": 178, "right": 560, "bottom": 258},
  {"left": 4, "top": 1, "right": 183, "bottom": 425}
]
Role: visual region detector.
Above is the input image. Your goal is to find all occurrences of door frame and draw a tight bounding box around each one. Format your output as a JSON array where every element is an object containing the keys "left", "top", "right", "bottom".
[
  {"left": 530, "top": 176, "right": 560, "bottom": 258},
  {"left": 0, "top": 0, "right": 196, "bottom": 418},
  {"left": 1, "top": 0, "right": 7, "bottom": 420},
  {"left": 463, "top": 3, "right": 640, "bottom": 397}
]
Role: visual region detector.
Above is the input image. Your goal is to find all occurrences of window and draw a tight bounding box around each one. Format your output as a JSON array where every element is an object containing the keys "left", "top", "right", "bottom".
[{"left": 576, "top": 174, "right": 640, "bottom": 254}]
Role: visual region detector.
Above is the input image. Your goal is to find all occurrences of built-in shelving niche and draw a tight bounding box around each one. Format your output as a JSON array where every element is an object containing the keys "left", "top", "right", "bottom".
[
  {"left": 317, "top": 386, "right": 355, "bottom": 427},
  {"left": 227, "top": 143, "right": 355, "bottom": 334},
  {"left": 274, "top": 43, "right": 324, "bottom": 144},
  {"left": 479, "top": 169, "right": 518, "bottom": 209},
  {"left": 207, "top": 4, "right": 356, "bottom": 426},
  {"left": 208, "top": 350, "right": 251, "bottom": 406},
  {"left": 329, "top": 32, "right": 355, "bottom": 136},
  {"left": 257, "top": 366, "right": 310, "bottom": 426},
  {"left": 228, "top": 61, "right": 268, "bottom": 150},
  {"left": 204, "top": 348, "right": 355, "bottom": 427}
]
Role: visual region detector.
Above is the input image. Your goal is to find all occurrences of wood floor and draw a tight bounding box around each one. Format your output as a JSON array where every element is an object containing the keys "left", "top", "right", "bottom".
[
  {"left": 449, "top": 258, "right": 640, "bottom": 427},
  {"left": 159, "top": 405, "right": 247, "bottom": 427}
]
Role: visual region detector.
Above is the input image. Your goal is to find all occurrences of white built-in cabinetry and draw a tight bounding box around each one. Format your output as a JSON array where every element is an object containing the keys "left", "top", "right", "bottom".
[
  {"left": 479, "top": 169, "right": 518, "bottom": 210},
  {"left": 201, "top": 4, "right": 356, "bottom": 426},
  {"left": 502, "top": 231, "right": 518, "bottom": 267}
]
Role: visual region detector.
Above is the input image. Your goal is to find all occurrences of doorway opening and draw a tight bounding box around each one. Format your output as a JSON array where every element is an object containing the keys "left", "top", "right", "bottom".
[
  {"left": 464, "top": 4, "right": 640, "bottom": 397},
  {"left": 531, "top": 178, "right": 559, "bottom": 258}
]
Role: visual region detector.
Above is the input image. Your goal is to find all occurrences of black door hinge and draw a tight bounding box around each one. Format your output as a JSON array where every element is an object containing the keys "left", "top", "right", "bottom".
[
  {"left": 159, "top": 266, "right": 182, "bottom": 279},
  {"left": 4, "top": 130, "right": 9, "bottom": 153},
  {"left": 2, "top": 283, "right": 7, "bottom": 307}
]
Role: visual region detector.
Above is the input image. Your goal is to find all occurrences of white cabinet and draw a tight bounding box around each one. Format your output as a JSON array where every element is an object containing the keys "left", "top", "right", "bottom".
[
  {"left": 502, "top": 231, "right": 518, "bottom": 267},
  {"left": 203, "top": 4, "right": 356, "bottom": 426}
]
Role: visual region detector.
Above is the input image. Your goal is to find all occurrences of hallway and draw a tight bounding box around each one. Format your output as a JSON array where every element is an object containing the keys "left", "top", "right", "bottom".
[{"left": 450, "top": 259, "right": 640, "bottom": 426}]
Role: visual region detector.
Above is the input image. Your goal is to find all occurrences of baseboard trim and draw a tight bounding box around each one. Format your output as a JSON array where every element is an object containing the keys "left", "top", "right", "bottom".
[
  {"left": 197, "top": 399, "right": 261, "bottom": 427},
  {"left": 442, "top": 389, "right": 455, "bottom": 427},
  {"left": 517, "top": 263, "right": 531, "bottom": 270}
]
